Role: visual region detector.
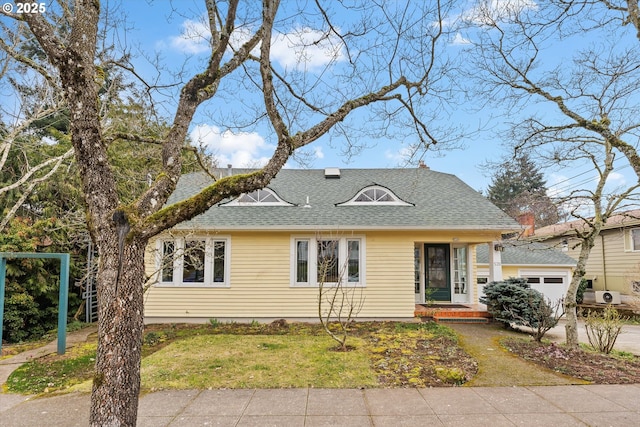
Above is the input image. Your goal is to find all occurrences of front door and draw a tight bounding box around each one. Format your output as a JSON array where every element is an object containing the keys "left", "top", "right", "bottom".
[{"left": 425, "top": 244, "right": 450, "bottom": 302}]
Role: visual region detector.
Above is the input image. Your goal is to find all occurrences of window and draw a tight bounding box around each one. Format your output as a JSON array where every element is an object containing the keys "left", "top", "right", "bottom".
[
  {"left": 453, "top": 247, "right": 467, "bottom": 295},
  {"left": 296, "top": 240, "right": 309, "bottom": 283},
  {"left": 632, "top": 229, "right": 640, "bottom": 251},
  {"left": 291, "top": 236, "right": 365, "bottom": 286},
  {"left": 160, "top": 241, "right": 175, "bottom": 282},
  {"left": 338, "top": 185, "right": 412, "bottom": 206},
  {"left": 223, "top": 188, "right": 293, "bottom": 206},
  {"left": 183, "top": 240, "right": 206, "bottom": 283},
  {"left": 156, "top": 237, "right": 230, "bottom": 287},
  {"left": 317, "top": 239, "right": 340, "bottom": 283},
  {"left": 525, "top": 277, "right": 564, "bottom": 285}
]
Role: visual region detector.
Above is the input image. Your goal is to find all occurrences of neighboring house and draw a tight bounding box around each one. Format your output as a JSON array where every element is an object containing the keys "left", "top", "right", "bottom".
[
  {"left": 532, "top": 210, "right": 640, "bottom": 295},
  {"left": 143, "top": 167, "right": 519, "bottom": 323},
  {"left": 476, "top": 241, "right": 576, "bottom": 304}
]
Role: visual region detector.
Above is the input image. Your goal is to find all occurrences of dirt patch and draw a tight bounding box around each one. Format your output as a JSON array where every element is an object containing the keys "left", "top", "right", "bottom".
[
  {"left": 503, "top": 338, "right": 640, "bottom": 384},
  {"left": 368, "top": 325, "right": 477, "bottom": 387}
]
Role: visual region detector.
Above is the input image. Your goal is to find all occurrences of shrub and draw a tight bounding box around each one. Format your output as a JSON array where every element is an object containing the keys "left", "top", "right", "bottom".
[
  {"left": 480, "top": 277, "right": 562, "bottom": 340},
  {"left": 584, "top": 305, "right": 625, "bottom": 354},
  {"left": 480, "top": 277, "right": 538, "bottom": 328},
  {"left": 576, "top": 279, "right": 589, "bottom": 304}
]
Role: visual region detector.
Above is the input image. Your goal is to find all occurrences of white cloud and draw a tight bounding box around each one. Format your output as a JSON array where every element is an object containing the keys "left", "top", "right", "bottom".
[
  {"left": 270, "top": 27, "right": 345, "bottom": 71},
  {"left": 169, "top": 19, "right": 345, "bottom": 71},
  {"left": 606, "top": 171, "right": 626, "bottom": 186},
  {"left": 384, "top": 147, "right": 413, "bottom": 164},
  {"left": 170, "top": 19, "right": 211, "bottom": 54},
  {"left": 314, "top": 146, "right": 325, "bottom": 159},
  {"left": 190, "top": 124, "right": 273, "bottom": 168},
  {"left": 547, "top": 172, "right": 569, "bottom": 198},
  {"left": 443, "top": 0, "right": 537, "bottom": 28},
  {"left": 451, "top": 33, "right": 472, "bottom": 45}
]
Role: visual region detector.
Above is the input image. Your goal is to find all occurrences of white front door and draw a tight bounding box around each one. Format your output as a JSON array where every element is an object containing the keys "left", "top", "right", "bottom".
[{"left": 452, "top": 246, "right": 470, "bottom": 303}]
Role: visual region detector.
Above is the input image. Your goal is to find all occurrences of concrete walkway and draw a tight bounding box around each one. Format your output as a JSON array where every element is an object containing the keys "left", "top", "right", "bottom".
[
  {"left": 0, "top": 325, "right": 98, "bottom": 386},
  {"left": 1, "top": 385, "right": 639, "bottom": 426}
]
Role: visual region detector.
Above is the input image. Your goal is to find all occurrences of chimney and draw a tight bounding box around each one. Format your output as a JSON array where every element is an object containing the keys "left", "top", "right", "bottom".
[
  {"left": 517, "top": 212, "right": 535, "bottom": 237},
  {"left": 227, "top": 164, "right": 232, "bottom": 176},
  {"left": 418, "top": 160, "right": 429, "bottom": 169}
]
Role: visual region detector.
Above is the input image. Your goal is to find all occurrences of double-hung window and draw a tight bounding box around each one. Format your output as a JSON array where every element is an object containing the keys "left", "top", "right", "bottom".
[
  {"left": 156, "top": 236, "right": 230, "bottom": 287},
  {"left": 630, "top": 228, "right": 640, "bottom": 251},
  {"left": 292, "top": 236, "right": 365, "bottom": 286}
]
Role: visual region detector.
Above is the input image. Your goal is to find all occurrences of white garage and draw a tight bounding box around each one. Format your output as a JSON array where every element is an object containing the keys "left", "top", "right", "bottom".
[
  {"left": 519, "top": 269, "right": 570, "bottom": 305},
  {"left": 476, "top": 242, "right": 576, "bottom": 305}
]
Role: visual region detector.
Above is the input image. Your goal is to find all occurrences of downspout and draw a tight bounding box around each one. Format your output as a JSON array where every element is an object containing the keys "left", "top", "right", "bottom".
[{"left": 601, "top": 234, "right": 608, "bottom": 290}]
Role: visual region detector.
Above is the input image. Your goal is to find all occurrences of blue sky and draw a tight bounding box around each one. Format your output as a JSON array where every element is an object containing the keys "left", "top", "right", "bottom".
[{"left": 118, "top": 0, "right": 638, "bottom": 199}]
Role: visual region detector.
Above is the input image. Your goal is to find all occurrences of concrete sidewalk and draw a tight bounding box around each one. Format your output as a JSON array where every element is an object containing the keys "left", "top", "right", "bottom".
[{"left": 1, "top": 385, "right": 639, "bottom": 426}]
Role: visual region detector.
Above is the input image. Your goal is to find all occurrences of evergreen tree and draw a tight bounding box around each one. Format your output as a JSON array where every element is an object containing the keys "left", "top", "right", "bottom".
[{"left": 487, "top": 154, "right": 559, "bottom": 227}]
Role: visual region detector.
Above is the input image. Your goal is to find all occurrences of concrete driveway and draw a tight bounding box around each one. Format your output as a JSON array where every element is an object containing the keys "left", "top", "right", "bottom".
[{"left": 543, "top": 319, "right": 640, "bottom": 355}]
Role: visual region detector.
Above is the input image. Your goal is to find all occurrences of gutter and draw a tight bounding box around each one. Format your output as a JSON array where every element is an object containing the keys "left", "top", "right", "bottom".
[{"left": 601, "top": 234, "right": 608, "bottom": 290}]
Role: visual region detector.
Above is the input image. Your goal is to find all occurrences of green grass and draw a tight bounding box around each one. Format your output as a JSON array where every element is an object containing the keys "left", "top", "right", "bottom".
[
  {"left": 6, "top": 343, "right": 97, "bottom": 393},
  {"left": 141, "top": 334, "right": 377, "bottom": 390},
  {"left": 6, "top": 321, "right": 466, "bottom": 394}
]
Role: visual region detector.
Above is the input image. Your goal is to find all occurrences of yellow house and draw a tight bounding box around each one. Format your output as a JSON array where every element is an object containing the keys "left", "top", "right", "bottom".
[
  {"left": 532, "top": 210, "right": 640, "bottom": 295},
  {"left": 143, "top": 167, "right": 519, "bottom": 323}
]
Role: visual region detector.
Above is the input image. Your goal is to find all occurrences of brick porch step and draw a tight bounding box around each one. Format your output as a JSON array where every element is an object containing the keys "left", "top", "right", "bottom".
[
  {"left": 434, "top": 316, "right": 490, "bottom": 324},
  {"left": 414, "top": 304, "right": 492, "bottom": 324}
]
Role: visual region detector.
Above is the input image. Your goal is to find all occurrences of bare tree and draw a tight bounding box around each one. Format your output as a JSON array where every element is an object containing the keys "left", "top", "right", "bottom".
[
  {"left": 0, "top": 1, "right": 458, "bottom": 424},
  {"left": 463, "top": 1, "right": 640, "bottom": 347},
  {"left": 316, "top": 238, "right": 365, "bottom": 351}
]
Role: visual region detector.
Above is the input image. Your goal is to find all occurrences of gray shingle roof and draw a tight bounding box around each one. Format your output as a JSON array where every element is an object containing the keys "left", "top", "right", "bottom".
[
  {"left": 476, "top": 241, "right": 576, "bottom": 266},
  {"left": 168, "top": 168, "right": 520, "bottom": 231}
]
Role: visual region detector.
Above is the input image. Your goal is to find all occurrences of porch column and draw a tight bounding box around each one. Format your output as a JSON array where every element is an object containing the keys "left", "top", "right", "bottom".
[{"left": 488, "top": 241, "right": 503, "bottom": 283}]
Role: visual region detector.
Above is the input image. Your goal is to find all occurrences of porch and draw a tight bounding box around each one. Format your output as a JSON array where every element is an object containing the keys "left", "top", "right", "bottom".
[{"left": 414, "top": 303, "right": 492, "bottom": 323}]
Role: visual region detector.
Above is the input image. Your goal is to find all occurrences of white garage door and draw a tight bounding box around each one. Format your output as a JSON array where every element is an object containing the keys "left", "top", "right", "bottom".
[{"left": 520, "top": 270, "right": 569, "bottom": 305}]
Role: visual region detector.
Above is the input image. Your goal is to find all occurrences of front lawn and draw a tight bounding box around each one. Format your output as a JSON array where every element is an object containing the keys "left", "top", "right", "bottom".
[{"left": 6, "top": 320, "right": 476, "bottom": 394}]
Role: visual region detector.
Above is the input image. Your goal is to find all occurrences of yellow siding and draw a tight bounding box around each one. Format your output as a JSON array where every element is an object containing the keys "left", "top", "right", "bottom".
[
  {"left": 501, "top": 266, "right": 520, "bottom": 278},
  {"left": 144, "top": 229, "right": 502, "bottom": 321},
  {"left": 545, "top": 229, "right": 640, "bottom": 293}
]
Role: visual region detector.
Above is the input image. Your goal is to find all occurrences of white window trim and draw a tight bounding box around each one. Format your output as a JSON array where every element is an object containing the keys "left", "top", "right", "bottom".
[
  {"left": 221, "top": 188, "right": 293, "bottom": 206},
  {"left": 625, "top": 228, "right": 640, "bottom": 252},
  {"left": 337, "top": 185, "right": 412, "bottom": 206},
  {"left": 290, "top": 235, "right": 366, "bottom": 287},
  {"left": 154, "top": 236, "right": 231, "bottom": 287},
  {"left": 518, "top": 269, "right": 569, "bottom": 284}
]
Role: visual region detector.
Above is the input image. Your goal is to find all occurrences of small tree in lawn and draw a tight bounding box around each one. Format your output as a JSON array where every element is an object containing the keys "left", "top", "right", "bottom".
[{"left": 317, "top": 239, "right": 365, "bottom": 351}]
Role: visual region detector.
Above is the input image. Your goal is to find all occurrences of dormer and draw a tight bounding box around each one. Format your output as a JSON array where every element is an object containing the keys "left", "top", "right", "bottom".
[
  {"left": 337, "top": 185, "right": 412, "bottom": 206},
  {"left": 223, "top": 188, "right": 293, "bottom": 206}
]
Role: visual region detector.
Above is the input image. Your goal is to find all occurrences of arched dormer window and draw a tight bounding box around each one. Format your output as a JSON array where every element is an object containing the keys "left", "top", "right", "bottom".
[
  {"left": 338, "top": 185, "right": 412, "bottom": 206},
  {"left": 223, "top": 188, "right": 293, "bottom": 206}
]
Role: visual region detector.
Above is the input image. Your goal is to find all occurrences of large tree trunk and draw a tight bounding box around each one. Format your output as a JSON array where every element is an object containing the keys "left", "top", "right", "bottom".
[
  {"left": 90, "top": 238, "right": 147, "bottom": 426},
  {"left": 564, "top": 232, "right": 598, "bottom": 348}
]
